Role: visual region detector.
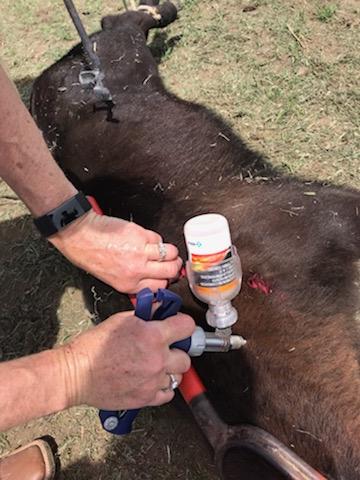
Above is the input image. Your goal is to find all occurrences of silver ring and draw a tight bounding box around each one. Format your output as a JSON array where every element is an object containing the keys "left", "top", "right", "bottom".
[
  {"left": 158, "top": 242, "right": 167, "bottom": 262},
  {"left": 161, "top": 373, "right": 178, "bottom": 392},
  {"left": 169, "top": 373, "right": 178, "bottom": 390}
]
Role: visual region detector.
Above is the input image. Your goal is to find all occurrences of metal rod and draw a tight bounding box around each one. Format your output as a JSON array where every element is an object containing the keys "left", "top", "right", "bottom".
[{"left": 63, "top": 0, "right": 101, "bottom": 70}]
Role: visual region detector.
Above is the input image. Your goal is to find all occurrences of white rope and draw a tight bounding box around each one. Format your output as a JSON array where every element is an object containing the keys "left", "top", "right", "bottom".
[
  {"left": 122, "top": 1, "right": 162, "bottom": 21},
  {"left": 137, "top": 4, "right": 162, "bottom": 21}
]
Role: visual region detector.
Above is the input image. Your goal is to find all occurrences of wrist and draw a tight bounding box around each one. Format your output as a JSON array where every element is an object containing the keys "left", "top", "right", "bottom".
[
  {"left": 0, "top": 349, "right": 72, "bottom": 430},
  {"left": 29, "top": 184, "right": 78, "bottom": 217},
  {"left": 55, "top": 340, "right": 92, "bottom": 409},
  {"left": 41, "top": 348, "right": 72, "bottom": 413},
  {"left": 48, "top": 207, "right": 96, "bottom": 251}
]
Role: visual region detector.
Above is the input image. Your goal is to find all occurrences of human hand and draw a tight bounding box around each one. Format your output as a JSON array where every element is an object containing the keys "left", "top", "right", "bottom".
[
  {"left": 49, "top": 210, "right": 182, "bottom": 293},
  {"left": 58, "top": 310, "right": 195, "bottom": 410}
]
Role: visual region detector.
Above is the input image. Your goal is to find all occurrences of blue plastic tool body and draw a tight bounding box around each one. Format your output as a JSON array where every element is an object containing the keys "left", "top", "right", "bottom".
[
  {"left": 99, "top": 288, "right": 187, "bottom": 435},
  {"left": 136, "top": 288, "right": 191, "bottom": 352}
]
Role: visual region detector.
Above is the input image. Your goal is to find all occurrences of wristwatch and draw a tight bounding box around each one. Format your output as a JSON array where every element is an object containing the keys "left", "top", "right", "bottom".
[{"left": 33, "top": 191, "right": 92, "bottom": 237}]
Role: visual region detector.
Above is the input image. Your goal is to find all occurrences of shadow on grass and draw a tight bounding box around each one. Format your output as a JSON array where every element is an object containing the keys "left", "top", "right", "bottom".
[
  {"left": 0, "top": 214, "right": 77, "bottom": 360},
  {"left": 14, "top": 76, "right": 35, "bottom": 106},
  {"left": 61, "top": 396, "right": 218, "bottom": 480},
  {"left": 0, "top": 214, "right": 218, "bottom": 480}
]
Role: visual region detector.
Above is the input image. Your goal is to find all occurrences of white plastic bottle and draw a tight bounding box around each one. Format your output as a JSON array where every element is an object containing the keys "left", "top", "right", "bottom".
[{"left": 184, "top": 213, "right": 242, "bottom": 331}]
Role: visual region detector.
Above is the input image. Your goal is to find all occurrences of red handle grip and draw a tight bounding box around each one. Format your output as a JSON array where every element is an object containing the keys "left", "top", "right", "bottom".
[{"left": 87, "top": 195, "right": 103, "bottom": 214}]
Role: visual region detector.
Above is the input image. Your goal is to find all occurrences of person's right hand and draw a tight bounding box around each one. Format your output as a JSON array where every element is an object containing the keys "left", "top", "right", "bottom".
[{"left": 57, "top": 310, "right": 195, "bottom": 410}]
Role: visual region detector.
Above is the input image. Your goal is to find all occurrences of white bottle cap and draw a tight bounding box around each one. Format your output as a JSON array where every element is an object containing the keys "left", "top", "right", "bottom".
[{"left": 184, "top": 214, "right": 232, "bottom": 256}]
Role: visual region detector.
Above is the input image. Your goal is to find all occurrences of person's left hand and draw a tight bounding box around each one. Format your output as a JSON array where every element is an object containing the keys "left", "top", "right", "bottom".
[{"left": 49, "top": 210, "right": 182, "bottom": 293}]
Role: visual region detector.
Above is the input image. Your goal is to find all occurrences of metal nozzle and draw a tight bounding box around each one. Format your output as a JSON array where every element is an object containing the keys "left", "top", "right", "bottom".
[
  {"left": 230, "top": 335, "right": 247, "bottom": 350},
  {"left": 187, "top": 327, "right": 246, "bottom": 356},
  {"left": 203, "top": 332, "right": 246, "bottom": 353}
]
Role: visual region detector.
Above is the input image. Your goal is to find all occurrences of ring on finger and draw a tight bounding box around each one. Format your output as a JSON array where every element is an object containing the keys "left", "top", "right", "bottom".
[
  {"left": 158, "top": 242, "right": 167, "bottom": 262},
  {"left": 161, "top": 373, "right": 178, "bottom": 392}
]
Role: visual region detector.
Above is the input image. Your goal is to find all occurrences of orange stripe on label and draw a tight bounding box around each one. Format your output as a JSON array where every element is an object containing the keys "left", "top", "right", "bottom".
[{"left": 191, "top": 248, "right": 230, "bottom": 264}]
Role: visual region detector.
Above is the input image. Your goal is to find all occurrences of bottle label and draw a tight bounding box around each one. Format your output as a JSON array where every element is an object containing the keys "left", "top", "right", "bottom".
[{"left": 191, "top": 247, "right": 236, "bottom": 288}]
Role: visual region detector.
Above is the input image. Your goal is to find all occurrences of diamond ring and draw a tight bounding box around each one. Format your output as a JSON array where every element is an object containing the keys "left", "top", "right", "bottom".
[{"left": 158, "top": 242, "right": 167, "bottom": 262}]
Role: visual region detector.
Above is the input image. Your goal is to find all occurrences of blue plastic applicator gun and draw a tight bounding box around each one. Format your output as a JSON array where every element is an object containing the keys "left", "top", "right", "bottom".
[{"left": 99, "top": 287, "right": 245, "bottom": 435}]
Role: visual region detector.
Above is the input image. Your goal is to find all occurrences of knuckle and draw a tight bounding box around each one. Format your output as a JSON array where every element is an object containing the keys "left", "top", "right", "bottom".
[
  {"left": 171, "top": 313, "right": 196, "bottom": 335},
  {"left": 126, "top": 262, "right": 143, "bottom": 279},
  {"left": 172, "top": 351, "right": 191, "bottom": 373},
  {"left": 138, "top": 280, "right": 159, "bottom": 292},
  {"left": 149, "top": 323, "right": 169, "bottom": 348},
  {"left": 126, "top": 221, "right": 142, "bottom": 234},
  {"left": 164, "top": 391, "right": 175, "bottom": 403},
  {"left": 144, "top": 349, "right": 165, "bottom": 375},
  {"left": 148, "top": 357, "right": 164, "bottom": 376},
  {"left": 181, "top": 354, "right": 192, "bottom": 372},
  {"left": 148, "top": 230, "right": 161, "bottom": 242},
  {"left": 144, "top": 323, "right": 162, "bottom": 345},
  {"left": 180, "top": 313, "right": 196, "bottom": 332},
  {"left": 166, "top": 262, "right": 181, "bottom": 278},
  {"left": 154, "top": 234, "right": 162, "bottom": 243},
  {"left": 156, "top": 280, "right": 167, "bottom": 290},
  {"left": 120, "top": 263, "right": 134, "bottom": 279},
  {"left": 138, "top": 387, "right": 155, "bottom": 405}
]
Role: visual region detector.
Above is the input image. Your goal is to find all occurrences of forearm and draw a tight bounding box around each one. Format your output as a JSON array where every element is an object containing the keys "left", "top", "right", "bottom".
[
  {"left": 0, "top": 64, "right": 77, "bottom": 216},
  {"left": 0, "top": 65, "right": 181, "bottom": 294},
  {"left": 0, "top": 348, "right": 70, "bottom": 431},
  {"left": 0, "top": 308, "right": 195, "bottom": 431}
]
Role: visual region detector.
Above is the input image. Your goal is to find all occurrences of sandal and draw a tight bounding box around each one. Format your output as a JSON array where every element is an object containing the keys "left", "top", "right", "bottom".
[{"left": 0, "top": 435, "right": 60, "bottom": 480}]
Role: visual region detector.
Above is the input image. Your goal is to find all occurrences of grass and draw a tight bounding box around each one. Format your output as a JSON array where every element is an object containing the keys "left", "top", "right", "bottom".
[
  {"left": 161, "top": 0, "right": 359, "bottom": 186},
  {"left": 316, "top": 4, "right": 337, "bottom": 22},
  {"left": 1, "top": 0, "right": 358, "bottom": 185},
  {"left": 0, "top": 0, "right": 359, "bottom": 478}
]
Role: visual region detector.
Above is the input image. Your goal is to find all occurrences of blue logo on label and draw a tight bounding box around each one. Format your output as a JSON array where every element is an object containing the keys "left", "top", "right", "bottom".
[{"left": 188, "top": 241, "right": 202, "bottom": 247}]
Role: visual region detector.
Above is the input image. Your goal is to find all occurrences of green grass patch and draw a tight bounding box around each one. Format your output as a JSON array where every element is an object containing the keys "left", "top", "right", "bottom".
[{"left": 316, "top": 4, "right": 337, "bottom": 22}]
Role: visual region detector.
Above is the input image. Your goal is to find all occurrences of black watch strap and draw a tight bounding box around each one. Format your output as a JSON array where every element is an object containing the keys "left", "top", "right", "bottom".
[{"left": 34, "top": 191, "right": 92, "bottom": 237}]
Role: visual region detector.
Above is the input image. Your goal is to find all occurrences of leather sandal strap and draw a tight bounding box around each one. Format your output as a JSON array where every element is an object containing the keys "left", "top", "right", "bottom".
[{"left": 0, "top": 437, "right": 59, "bottom": 480}]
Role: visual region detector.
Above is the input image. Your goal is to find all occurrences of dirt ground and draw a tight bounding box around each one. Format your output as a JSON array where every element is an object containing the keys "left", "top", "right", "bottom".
[{"left": 0, "top": 0, "right": 359, "bottom": 479}]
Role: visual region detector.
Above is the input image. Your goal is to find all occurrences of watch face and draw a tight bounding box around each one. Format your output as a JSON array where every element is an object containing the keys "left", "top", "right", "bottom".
[
  {"left": 34, "top": 192, "right": 91, "bottom": 237},
  {"left": 55, "top": 205, "right": 83, "bottom": 229}
]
